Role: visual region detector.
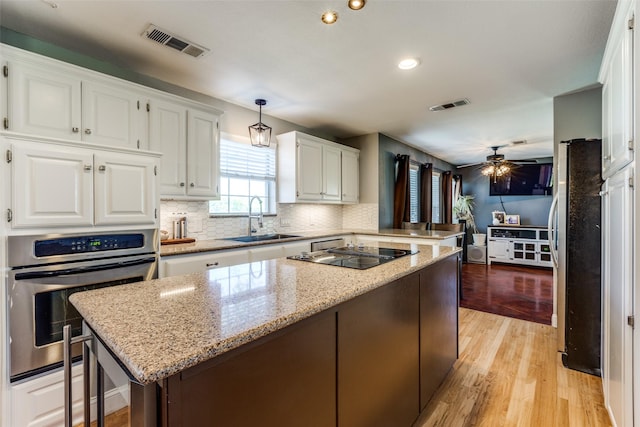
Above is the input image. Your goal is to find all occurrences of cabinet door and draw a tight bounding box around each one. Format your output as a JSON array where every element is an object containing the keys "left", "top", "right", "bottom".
[
  {"left": 296, "top": 138, "right": 323, "bottom": 200},
  {"left": 487, "top": 239, "right": 510, "bottom": 264},
  {"left": 149, "top": 99, "right": 187, "bottom": 196},
  {"left": 11, "top": 144, "right": 93, "bottom": 227},
  {"left": 603, "top": 10, "right": 634, "bottom": 178},
  {"left": 322, "top": 144, "right": 341, "bottom": 201},
  {"left": 602, "top": 168, "right": 633, "bottom": 427},
  {"left": 7, "top": 61, "right": 82, "bottom": 140},
  {"left": 186, "top": 109, "right": 220, "bottom": 198},
  {"left": 161, "top": 250, "right": 250, "bottom": 278},
  {"left": 82, "top": 82, "right": 143, "bottom": 149},
  {"left": 341, "top": 149, "right": 359, "bottom": 203},
  {"left": 93, "top": 152, "right": 156, "bottom": 225},
  {"left": 338, "top": 273, "right": 419, "bottom": 427}
]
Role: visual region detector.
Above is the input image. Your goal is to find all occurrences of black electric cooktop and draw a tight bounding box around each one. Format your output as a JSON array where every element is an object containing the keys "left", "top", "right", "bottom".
[{"left": 287, "top": 246, "right": 418, "bottom": 270}]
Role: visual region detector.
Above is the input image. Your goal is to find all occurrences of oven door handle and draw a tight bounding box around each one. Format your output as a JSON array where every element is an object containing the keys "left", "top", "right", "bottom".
[{"left": 14, "top": 256, "right": 157, "bottom": 280}]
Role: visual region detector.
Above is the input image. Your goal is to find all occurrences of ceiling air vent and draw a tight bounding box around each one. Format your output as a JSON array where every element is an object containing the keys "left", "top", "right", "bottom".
[
  {"left": 141, "top": 24, "right": 209, "bottom": 58},
  {"left": 429, "top": 98, "right": 470, "bottom": 112}
]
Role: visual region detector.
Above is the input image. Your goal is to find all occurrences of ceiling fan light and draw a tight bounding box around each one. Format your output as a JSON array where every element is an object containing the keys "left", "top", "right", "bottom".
[{"left": 348, "top": 0, "right": 366, "bottom": 10}]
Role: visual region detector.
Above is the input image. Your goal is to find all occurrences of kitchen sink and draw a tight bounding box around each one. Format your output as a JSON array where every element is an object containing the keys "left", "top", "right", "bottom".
[{"left": 223, "top": 233, "right": 301, "bottom": 243}]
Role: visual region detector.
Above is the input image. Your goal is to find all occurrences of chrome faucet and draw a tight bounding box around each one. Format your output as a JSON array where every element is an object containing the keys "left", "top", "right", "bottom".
[{"left": 248, "top": 196, "right": 264, "bottom": 236}]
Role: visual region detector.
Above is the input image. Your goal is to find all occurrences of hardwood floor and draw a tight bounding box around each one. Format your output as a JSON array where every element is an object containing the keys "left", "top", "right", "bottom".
[
  {"left": 414, "top": 308, "right": 610, "bottom": 427},
  {"left": 460, "top": 263, "right": 553, "bottom": 325}
]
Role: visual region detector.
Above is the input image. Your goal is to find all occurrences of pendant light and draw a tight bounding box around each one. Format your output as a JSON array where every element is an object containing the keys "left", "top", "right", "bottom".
[{"left": 248, "top": 99, "right": 272, "bottom": 147}]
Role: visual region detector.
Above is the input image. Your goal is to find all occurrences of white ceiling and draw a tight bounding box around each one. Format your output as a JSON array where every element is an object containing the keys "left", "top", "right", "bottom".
[{"left": 0, "top": 0, "right": 617, "bottom": 166}]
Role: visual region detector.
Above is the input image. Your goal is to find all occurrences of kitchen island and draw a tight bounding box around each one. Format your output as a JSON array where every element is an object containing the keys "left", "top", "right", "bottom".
[{"left": 70, "top": 242, "right": 460, "bottom": 426}]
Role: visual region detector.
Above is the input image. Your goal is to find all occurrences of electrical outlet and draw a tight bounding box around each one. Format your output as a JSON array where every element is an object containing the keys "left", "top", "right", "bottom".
[{"left": 280, "top": 218, "right": 291, "bottom": 227}]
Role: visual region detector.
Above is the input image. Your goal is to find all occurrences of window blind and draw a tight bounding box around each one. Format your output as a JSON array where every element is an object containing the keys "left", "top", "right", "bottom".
[
  {"left": 409, "top": 166, "right": 419, "bottom": 222},
  {"left": 432, "top": 173, "right": 441, "bottom": 222},
  {"left": 219, "top": 138, "right": 276, "bottom": 181}
]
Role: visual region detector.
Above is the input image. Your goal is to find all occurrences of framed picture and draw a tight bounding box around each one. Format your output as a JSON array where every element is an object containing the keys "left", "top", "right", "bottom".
[
  {"left": 505, "top": 214, "right": 521, "bottom": 225},
  {"left": 492, "top": 211, "right": 506, "bottom": 224}
]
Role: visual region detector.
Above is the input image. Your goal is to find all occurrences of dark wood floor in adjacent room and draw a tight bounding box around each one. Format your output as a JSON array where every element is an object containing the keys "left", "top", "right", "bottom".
[{"left": 460, "top": 262, "right": 553, "bottom": 325}]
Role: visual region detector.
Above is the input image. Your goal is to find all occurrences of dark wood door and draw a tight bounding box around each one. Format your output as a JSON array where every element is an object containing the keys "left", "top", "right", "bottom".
[{"left": 337, "top": 273, "right": 420, "bottom": 427}]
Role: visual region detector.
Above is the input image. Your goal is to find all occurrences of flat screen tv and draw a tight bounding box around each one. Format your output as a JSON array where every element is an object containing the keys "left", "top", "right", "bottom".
[{"left": 489, "top": 163, "right": 553, "bottom": 196}]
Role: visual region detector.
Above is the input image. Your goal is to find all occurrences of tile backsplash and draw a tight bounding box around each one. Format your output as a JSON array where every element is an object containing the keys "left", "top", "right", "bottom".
[{"left": 160, "top": 201, "right": 378, "bottom": 240}]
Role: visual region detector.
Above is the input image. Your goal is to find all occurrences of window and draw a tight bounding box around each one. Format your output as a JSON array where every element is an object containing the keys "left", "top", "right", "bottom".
[
  {"left": 409, "top": 164, "right": 419, "bottom": 222},
  {"left": 209, "top": 134, "right": 276, "bottom": 215},
  {"left": 431, "top": 171, "right": 441, "bottom": 222}
]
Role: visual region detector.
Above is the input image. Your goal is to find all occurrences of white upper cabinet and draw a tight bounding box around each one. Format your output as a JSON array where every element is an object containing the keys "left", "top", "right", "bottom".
[
  {"left": 277, "top": 131, "right": 359, "bottom": 204},
  {"left": 82, "top": 81, "right": 146, "bottom": 149},
  {"left": 187, "top": 108, "right": 220, "bottom": 198},
  {"left": 93, "top": 151, "right": 157, "bottom": 225},
  {"left": 7, "top": 138, "right": 158, "bottom": 229},
  {"left": 3, "top": 46, "right": 149, "bottom": 150},
  {"left": 322, "top": 144, "right": 342, "bottom": 201},
  {"left": 7, "top": 60, "right": 82, "bottom": 140},
  {"left": 149, "top": 98, "right": 187, "bottom": 195},
  {"left": 10, "top": 142, "right": 93, "bottom": 227},
  {"left": 601, "top": 6, "right": 634, "bottom": 178},
  {"left": 296, "top": 137, "right": 324, "bottom": 200},
  {"left": 149, "top": 96, "right": 221, "bottom": 200},
  {"left": 341, "top": 149, "right": 360, "bottom": 203}
]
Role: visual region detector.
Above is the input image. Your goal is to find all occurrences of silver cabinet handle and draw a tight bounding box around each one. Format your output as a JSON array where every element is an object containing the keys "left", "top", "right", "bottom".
[
  {"left": 84, "top": 165, "right": 92, "bottom": 171},
  {"left": 63, "top": 325, "right": 93, "bottom": 427},
  {"left": 84, "top": 129, "right": 92, "bottom": 135},
  {"left": 98, "top": 165, "right": 106, "bottom": 172},
  {"left": 72, "top": 127, "right": 79, "bottom": 133},
  {"left": 180, "top": 182, "right": 185, "bottom": 187},
  {"left": 190, "top": 183, "right": 195, "bottom": 187}
]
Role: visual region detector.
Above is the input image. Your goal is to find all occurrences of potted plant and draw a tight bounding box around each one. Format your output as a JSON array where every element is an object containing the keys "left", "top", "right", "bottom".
[{"left": 453, "top": 195, "right": 486, "bottom": 246}]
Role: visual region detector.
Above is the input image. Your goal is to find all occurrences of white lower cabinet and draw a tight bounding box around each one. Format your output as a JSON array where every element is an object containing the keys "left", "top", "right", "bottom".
[
  {"left": 11, "top": 364, "right": 127, "bottom": 427},
  {"left": 160, "top": 241, "right": 313, "bottom": 278},
  {"left": 160, "top": 249, "right": 250, "bottom": 278},
  {"left": 7, "top": 138, "right": 158, "bottom": 228}
]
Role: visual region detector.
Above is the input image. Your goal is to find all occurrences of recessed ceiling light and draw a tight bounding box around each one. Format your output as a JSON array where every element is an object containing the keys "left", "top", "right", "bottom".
[
  {"left": 322, "top": 11, "right": 339, "bottom": 24},
  {"left": 398, "top": 58, "right": 420, "bottom": 70},
  {"left": 348, "top": 0, "right": 366, "bottom": 10}
]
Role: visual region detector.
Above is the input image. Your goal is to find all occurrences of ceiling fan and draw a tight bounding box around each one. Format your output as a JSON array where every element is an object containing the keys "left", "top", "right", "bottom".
[{"left": 457, "top": 146, "right": 538, "bottom": 182}]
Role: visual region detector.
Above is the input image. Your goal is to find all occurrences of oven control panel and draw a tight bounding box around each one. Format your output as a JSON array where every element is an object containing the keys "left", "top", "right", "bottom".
[{"left": 34, "top": 234, "right": 145, "bottom": 257}]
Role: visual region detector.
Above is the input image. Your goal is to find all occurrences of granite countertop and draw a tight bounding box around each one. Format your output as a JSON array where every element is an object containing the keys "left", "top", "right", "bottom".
[
  {"left": 160, "top": 228, "right": 464, "bottom": 257},
  {"left": 70, "top": 242, "right": 460, "bottom": 385}
]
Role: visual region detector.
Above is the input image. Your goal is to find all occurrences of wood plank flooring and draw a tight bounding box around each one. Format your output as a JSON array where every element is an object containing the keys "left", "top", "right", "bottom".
[
  {"left": 414, "top": 308, "right": 610, "bottom": 427},
  {"left": 460, "top": 263, "right": 553, "bottom": 325}
]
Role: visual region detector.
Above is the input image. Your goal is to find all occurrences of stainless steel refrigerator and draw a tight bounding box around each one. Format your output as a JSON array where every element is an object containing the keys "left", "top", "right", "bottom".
[{"left": 548, "top": 138, "right": 602, "bottom": 376}]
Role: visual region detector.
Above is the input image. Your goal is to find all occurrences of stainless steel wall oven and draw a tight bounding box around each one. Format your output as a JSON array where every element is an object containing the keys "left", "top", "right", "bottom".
[{"left": 7, "top": 229, "right": 158, "bottom": 382}]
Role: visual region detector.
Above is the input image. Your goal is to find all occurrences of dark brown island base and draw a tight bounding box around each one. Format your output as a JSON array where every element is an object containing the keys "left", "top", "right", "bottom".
[{"left": 71, "top": 244, "right": 459, "bottom": 427}]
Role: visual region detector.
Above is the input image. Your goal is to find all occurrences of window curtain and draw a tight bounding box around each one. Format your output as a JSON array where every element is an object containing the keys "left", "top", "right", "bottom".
[
  {"left": 393, "top": 154, "right": 411, "bottom": 228},
  {"left": 442, "top": 171, "right": 453, "bottom": 223},
  {"left": 419, "top": 163, "right": 433, "bottom": 223}
]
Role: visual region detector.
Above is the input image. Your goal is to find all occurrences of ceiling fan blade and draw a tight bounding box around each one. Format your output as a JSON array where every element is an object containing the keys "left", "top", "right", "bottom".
[
  {"left": 510, "top": 159, "right": 539, "bottom": 164},
  {"left": 457, "top": 161, "right": 484, "bottom": 168}
]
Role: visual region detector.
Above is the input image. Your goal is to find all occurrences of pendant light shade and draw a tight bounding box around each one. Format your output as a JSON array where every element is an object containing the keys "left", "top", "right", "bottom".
[{"left": 249, "top": 99, "right": 272, "bottom": 147}]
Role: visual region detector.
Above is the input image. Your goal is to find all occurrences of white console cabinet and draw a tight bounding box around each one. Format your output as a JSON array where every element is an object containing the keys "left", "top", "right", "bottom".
[{"left": 487, "top": 226, "right": 552, "bottom": 268}]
